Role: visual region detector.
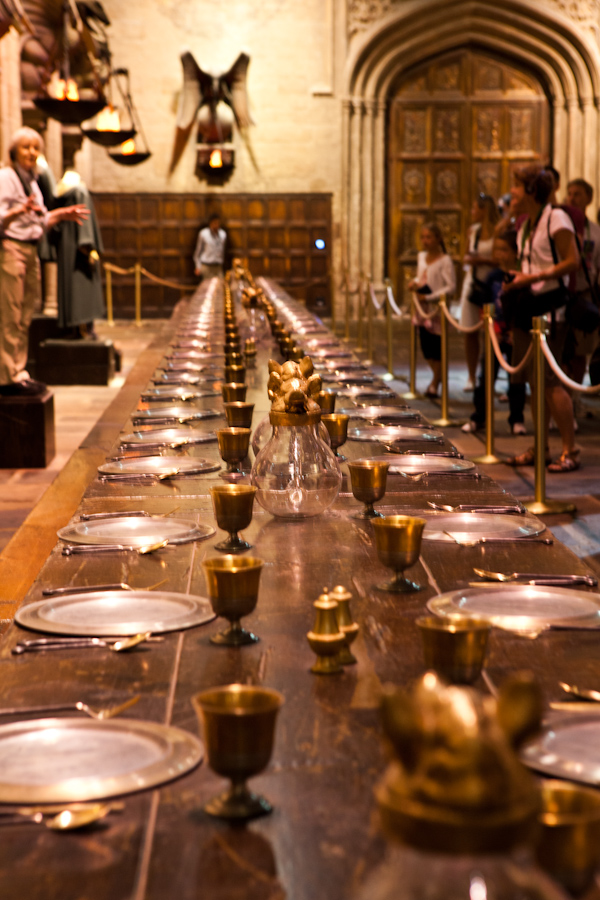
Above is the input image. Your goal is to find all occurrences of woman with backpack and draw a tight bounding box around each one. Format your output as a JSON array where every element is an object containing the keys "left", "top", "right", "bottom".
[{"left": 502, "top": 164, "right": 580, "bottom": 472}]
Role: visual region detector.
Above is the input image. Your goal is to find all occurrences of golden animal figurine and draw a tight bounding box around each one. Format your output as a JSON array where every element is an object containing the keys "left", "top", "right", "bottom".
[
  {"left": 267, "top": 357, "right": 322, "bottom": 415},
  {"left": 377, "top": 671, "right": 543, "bottom": 853}
]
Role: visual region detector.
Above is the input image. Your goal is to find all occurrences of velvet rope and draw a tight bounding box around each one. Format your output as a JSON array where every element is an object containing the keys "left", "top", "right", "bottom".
[
  {"left": 440, "top": 299, "right": 483, "bottom": 334},
  {"left": 541, "top": 334, "right": 600, "bottom": 394},
  {"left": 487, "top": 319, "right": 533, "bottom": 374}
]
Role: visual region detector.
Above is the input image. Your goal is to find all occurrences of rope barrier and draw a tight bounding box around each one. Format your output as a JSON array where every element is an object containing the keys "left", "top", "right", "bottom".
[
  {"left": 487, "top": 320, "right": 533, "bottom": 375},
  {"left": 412, "top": 292, "right": 440, "bottom": 321},
  {"left": 385, "top": 283, "right": 404, "bottom": 317},
  {"left": 139, "top": 267, "right": 193, "bottom": 292},
  {"left": 368, "top": 282, "right": 384, "bottom": 311},
  {"left": 540, "top": 335, "right": 600, "bottom": 394},
  {"left": 104, "top": 262, "right": 136, "bottom": 275},
  {"left": 440, "top": 300, "right": 484, "bottom": 334}
]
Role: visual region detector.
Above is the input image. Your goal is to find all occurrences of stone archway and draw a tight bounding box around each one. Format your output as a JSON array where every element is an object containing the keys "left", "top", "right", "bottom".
[{"left": 341, "top": 0, "right": 600, "bottom": 295}]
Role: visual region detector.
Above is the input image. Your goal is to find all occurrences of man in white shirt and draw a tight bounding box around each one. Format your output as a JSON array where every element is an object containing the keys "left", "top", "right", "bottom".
[
  {"left": 193, "top": 213, "right": 226, "bottom": 279},
  {"left": 565, "top": 178, "right": 600, "bottom": 385}
]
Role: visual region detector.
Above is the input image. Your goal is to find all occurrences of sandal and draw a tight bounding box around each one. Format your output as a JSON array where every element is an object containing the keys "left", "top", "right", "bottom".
[
  {"left": 506, "top": 446, "right": 551, "bottom": 467},
  {"left": 425, "top": 387, "right": 439, "bottom": 399},
  {"left": 547, "top": 449, "right": 581, "bottom": 473}
]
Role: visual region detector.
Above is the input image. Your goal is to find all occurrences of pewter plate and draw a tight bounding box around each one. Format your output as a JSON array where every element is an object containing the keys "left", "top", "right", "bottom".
[
  {"left": 140, "top": 386, "right": 220, "bottom": 402},
  {"left": 428, "top": 586, "right": 600, "bottom": 633},
  {"left": 167, "top": 351, "right": 225, "bottom": 360},
  {"left": 322, "top": 373, "right": 376, "bottom": 385},
  {"left": 348, "top": 425, "right": 443, "bottom": 443},
  {"left": 420, "top": 512, "right": 543, "bottom": 542},
  {"left": 15, "top": 589, "right": 215, "bottom": 636},
  {"left": 58, "top": 516, "right": 214, "bottom": 547},
  {"left": 120, "top": 428, "right": 218, "bottom": 447},
  {"left": 98, "top": 457, "right": 220, "bottom": 477},
  {"left": 522, "top": 716, "right": 600, "bottom": 786},
  {"left": 338, "top": 386, "right": 396, "bottom": 399},
  {"left": 339, "top": 406, "right": 419, "bottom": 422},
  {"left": 0, "top": 718, "right": 203, "bottom": 804},
  {"left": 132, "top": 407, "right": 222, "bottom": 423},
  {"left": 370, "top": 454, "right": 475, "bottom": 474}
]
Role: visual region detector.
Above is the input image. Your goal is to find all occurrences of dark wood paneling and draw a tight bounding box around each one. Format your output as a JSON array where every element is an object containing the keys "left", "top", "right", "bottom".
[{"left": 92, "top": 193, "right": 332, "bottom": 317}]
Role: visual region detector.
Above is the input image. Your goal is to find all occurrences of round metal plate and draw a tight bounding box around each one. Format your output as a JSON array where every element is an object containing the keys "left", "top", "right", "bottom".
[
  {"left": 348, "top": 425, "right": 443, "bottom": 443},
  {"left": 428, "top": 585, "right": 600, "bottom": 629},
  {"left": 16, "top": 589, "right": 216, "bottom": 636},
  {"left": 522, "top": 716, "right": 600, "bottom": 786},
  {"left": 338, "top": 386, "right": 396, "bottom": 399},
  {"left": 120, "top": 428, "right": 218, "bottom": 446},
  {"left": 98, "top": 457, "right": 221, "bottom": 477},
  {"left": 338, "top": 406, "right": 419, "bottom": 422},
  {"left": 131, "top": 407, "right": 223, "bottom": 423},
  {"left": 140, "top": 386, "right": 220, "bottom": 402},
  {"left": 420, "top": 512, "right": 543, "bottom": 542},
  {"left": 0, "top": 718, "right": 203, "bottom": 803},
  {"left": 58, "top": 516, "right": 215, "bottom": 546},
  {"left": 370, "top": 454, "right": 475, "bottom": 474}
]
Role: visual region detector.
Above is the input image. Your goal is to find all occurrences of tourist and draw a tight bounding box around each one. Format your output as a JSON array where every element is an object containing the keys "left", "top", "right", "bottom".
[
  {"left": 193, "top": 213, "right": 226, "bottom": 279},
  {"left": 503, "top": 165, "right": 580, "bottom": 472},
  {"left": 458, "top": 194, "right": 499, "bottom": 391},
  {"left": 0, "top": 127, "right": 89, "bottom": 397},
  {"left": 408, "top": 222, "right": 456, "bottom": 398}
]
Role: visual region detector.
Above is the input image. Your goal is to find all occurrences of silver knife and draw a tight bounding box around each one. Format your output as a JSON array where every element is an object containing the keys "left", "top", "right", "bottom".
[
  {"left": 42, "top": 583, "right": 133, "bottom": 596},
  {"left": 79, "top": 512, "right": 150, "bottom": 521}
]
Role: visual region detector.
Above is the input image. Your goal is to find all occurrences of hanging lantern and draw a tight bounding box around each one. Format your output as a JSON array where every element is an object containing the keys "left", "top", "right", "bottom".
[{"left": 104, "top": 69, "right": 151, "bottom": 166}]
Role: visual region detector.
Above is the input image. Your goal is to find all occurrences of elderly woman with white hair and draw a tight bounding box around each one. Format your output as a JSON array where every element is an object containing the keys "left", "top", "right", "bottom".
[{"left": 0, "top": 126, "right": 89, "bottom": 397}]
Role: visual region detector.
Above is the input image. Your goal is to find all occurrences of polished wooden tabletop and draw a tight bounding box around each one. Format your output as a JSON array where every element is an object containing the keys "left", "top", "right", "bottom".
[{"left": 0, "top": 280, "right": 596, "bottom": 900}]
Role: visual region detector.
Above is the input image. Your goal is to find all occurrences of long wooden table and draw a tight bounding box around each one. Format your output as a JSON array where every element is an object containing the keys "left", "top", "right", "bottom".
[{"left": 0, "top": 279, "right": 596, "bottom": 900}]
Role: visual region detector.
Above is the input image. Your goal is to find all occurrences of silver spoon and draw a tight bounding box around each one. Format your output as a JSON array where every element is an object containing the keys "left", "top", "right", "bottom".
[
  {"left": 473, "top": 567, "right": 597, "bottom": 587},
  {"left": 559, "top": 681, "right": 600, "bottom": 702}
]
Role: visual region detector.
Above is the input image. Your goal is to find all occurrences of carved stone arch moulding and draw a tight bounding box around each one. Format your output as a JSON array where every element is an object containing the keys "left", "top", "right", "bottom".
[{"left": 340, "top": 0, "right": 600, "bottom": 290}]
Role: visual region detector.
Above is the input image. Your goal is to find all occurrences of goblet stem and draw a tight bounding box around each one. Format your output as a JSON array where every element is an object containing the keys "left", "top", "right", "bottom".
[
  {"left": 214, "top": 531, "right": 252, "bottom": 554},
  {"left": 204, "top": 777, "right": 273, "bottom": 820},
  {"left": 211, "top": 617, "right": 259, "bottom": 646},
  {"left": 377, "top": 569, "right": 423, "bottom": 593}
]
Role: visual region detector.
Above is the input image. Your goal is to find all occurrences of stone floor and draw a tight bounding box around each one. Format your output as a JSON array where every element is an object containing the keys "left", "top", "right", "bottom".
[
  {"left": 0, "top": 320, "right": 164, "bottom": 555},
  {"left": 2, "top": 310, "right": 600, "bottom": 583}
]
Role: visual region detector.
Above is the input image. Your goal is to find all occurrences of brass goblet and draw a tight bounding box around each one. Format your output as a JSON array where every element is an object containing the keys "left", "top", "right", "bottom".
[
  {"left": 347, "top": 459, "right": 389, "bottom": 519},
  {"left": 210, "top": 484, "right": 257, "bottom": 553},
  {"left": 416, "top": 615, "right": 491, "bottom": 684},
  {"left": 536, "top": 779, "right": 600, "bottom": 897},
  {"left": 321, "top": 413, "right": 349, "bottom": 461},
  {"left": 225, "top": 364, "right": 246, "bottom": 384},
  {"left": 372, "top": 515, "right": 426, "bottom": 593},
  {"left": 316, "top": 391, "right": 336, "bottom": 413},
  {"left": 224, "top": 401, "right": 255, "bottom": 429},
  {"left": 192, "top": 684, "right": 283, "bottom": 819},
  {"left": 217, "top": 427, "right": 251, "bottom": 478},
  {"left": 222, "top": 382, "right": 247, "bottom": 403},
  {"left": 224, "top": 352, "right": 243, "bottom": 366},
  {"left": 202, "top": 556, "right": 263, "bottom": 645}
]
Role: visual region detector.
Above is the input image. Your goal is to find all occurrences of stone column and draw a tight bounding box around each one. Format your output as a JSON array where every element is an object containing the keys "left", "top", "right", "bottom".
[
  {"left": 349, "top": 96, "right": 364, "bottom": 285},
  {"left": 361, "top": 98, "right": 376, "bottom": 281},
  {"left": 566, "top": 97, "right": 583, "bottom": 182},
  {"left": 0, "top": 29, "right": 21, "bottom": 161},
  {"left": 582, "top": 97, "right": 598, "bottom": 195},
  {"left": 372, "top": 99, "right": 387, "bottom": 286}
]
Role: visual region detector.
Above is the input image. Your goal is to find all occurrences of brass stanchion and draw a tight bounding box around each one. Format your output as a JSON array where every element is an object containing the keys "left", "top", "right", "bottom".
[
  {"left": 105, "top": 266, "right": 114, "bottom": 327},
  {"left": 382, "top": 280, "right": 394, "bottom": 383},
  {"left": 400, "top": 294, "right": 421, "bottom": 400},
  {"left": 365, "top": 278, "right": 373, "bottom": 365},
  {"left": 134, "top": 262, "right": 142, "bottom": 327},
  {"left": 431, "top": 297, "right": 464, "bottom": 427},
  {"left": 356, "top": 278, "right": 364, "bottom": 350},
  {"left": 523, "top": 317, "right": 575, "bottom": 515},
  {"left": 343, "top": 272, "right": 351, "bottom": 342},
  {"left": 473, "top": 304, "right": 503, "bottom": 464}
]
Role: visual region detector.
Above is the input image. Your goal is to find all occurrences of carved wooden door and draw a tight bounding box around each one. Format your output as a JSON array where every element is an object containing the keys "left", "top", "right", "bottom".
[{"left": 387, "top": 49, "right": 549, "bottom": 302}]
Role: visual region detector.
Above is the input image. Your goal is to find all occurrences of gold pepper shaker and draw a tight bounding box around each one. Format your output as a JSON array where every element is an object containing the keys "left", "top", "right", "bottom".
[
  {"left": 306, "top": 587, "right": 346, "bottom": 674},
  {"left": 331, "top": 584, "right": 359, "bottom": 665}
]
